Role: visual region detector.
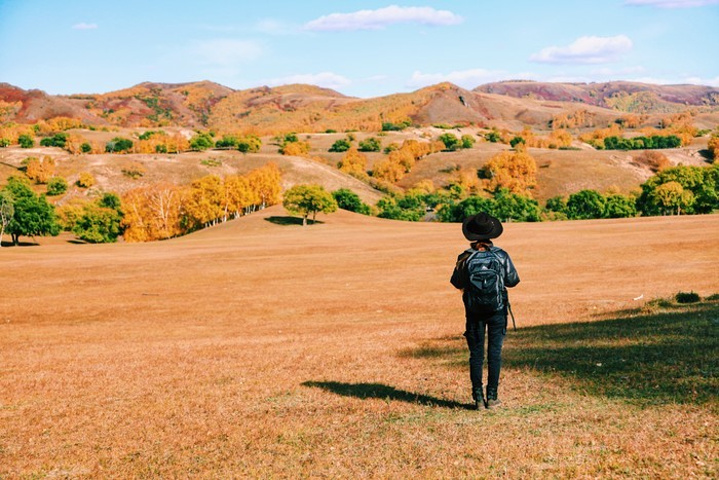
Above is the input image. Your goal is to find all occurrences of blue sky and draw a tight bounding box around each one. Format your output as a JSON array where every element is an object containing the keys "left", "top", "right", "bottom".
[{"left": 1, "top": 0, "right": 717, "bottom": 97}]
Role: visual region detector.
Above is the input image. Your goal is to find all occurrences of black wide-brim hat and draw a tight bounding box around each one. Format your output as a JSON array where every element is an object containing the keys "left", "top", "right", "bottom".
[{"left": 462, "top": 212, "right": 503, "bottom": 241}]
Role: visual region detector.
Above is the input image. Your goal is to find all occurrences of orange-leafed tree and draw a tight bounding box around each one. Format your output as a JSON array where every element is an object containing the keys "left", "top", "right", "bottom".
[
  {"left": 247, "top": 163, "right": 282, "bottom": 209},
  {"left": 184, "top": 175, "right": 224, "bottom": 228},
  {"left": 223, "top": 175, "right": 259, "bottom": 219},
  {"left": 25, "top": 156, "right": 56, "bottom": 184},
  {"left": 372, "top": 157, "right": 405, "bottom": 183},
  {"left": 708, "top": 134, "right": 719, "bottom": 161},
  {"left": 122, "top": 183, "right": 186, "bottom": 242},
  {"left": 482, "top": 150, "right": 537, "bottom": 195},
  {"left": 337, "top": 148, "right": 368, "bottom": 180}
]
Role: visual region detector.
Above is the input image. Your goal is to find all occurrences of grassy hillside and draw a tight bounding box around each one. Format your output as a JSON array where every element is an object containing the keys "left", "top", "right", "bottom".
[{"left": 1, "top": 209, "right": 717, "bottom": 477}]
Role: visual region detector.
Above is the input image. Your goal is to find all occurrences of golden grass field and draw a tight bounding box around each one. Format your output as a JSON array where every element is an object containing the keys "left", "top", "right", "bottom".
[{"left": 1, "top": 209, "right": 718, "bottom": 478}]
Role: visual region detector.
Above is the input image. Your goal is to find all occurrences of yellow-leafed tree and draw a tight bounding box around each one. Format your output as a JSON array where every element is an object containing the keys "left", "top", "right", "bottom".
[{"left": 483, "top": 150, "right": 537, "bottom": 195}]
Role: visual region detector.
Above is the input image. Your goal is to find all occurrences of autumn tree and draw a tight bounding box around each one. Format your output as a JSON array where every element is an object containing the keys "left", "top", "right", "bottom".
[
  {"left": 76, "top": 172, "right": 95, "bottom": 188},
  {"left": 122, "top": 183, "right": 186, "bottom": 242},
  {"left": 247, "top": 163, "right": 282, "bottom": 209},
  {"left": 650, "top": 181, "right": 694, "bottom": 215},
  {"left": 481, "top": 150, "right": 537, "bottom": 195},
  {"left": 337, "top": 148, "right": 368, "bottom": 180},
  {"left": 184, "top": 175, "right": 224, "bottom": 228},
  {"left": 25, "top": 156, "right": 55, "bottom": 184},
  {"left": 632, "top": 150, "right": 670, "bottom": 173},
  {"left": 222, "top": 175, "right": 258, "bottom": 220},
  {"left": 708, "top": 133, "right": 719, "bottom": 161},
  {"left": 283, "top": 184, "right": 338, "bottom": 226}
]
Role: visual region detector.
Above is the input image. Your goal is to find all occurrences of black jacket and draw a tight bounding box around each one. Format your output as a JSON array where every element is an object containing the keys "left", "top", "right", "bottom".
[{"left": 450, "top": 246, "right": 520, "bottom": 306}]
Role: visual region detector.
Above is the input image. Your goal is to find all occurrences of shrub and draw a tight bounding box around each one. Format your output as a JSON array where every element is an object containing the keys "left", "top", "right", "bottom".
[
  {"left": 106, "top": 137, "right": 133, "bottom": 153},
  {"left": 675, "top": 291, "right": 700, "bottom": 304},
  {"left": 190, "top": 133, "right": 214, "bottom": 151},
  {"left": 358, "top": 137, "right": 381, "bottom": 152},
  {"left": 46, "top": 177, "right": 68, "bottom": 196},
  {"left": 438, "top": 133, "right": 461, "bottom": 151},
  {"left": 18, "top": 134, "right": 34, "bottom": 148},
  {"left": 484, "top": 131, "right": 501, "bottom": 143},
  {"left": 329, "top": 138, "right": 352, "bottom": 153},
  {"left": 80, "top": 142, "right": 92, "bottom": 153},
  {"left": 76, "top": 172, "right": 95, "bottom": 188},
  {"left": 332, "top": 188, "right": 371, "bottom": 215},
  {"left": 40, "top": 133, "right": 68, "bottom": 148}
]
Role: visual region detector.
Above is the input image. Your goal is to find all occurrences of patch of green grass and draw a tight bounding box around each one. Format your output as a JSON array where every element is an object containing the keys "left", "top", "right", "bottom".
[
  {"left": 399, "top": 299, "right": 719, "bottom": 408},
  {"left": 200, "top": 158, "right": 222, "bottom": 167},
  {"left": 505, "top": 300, "right": 719, "bottom": 407}
]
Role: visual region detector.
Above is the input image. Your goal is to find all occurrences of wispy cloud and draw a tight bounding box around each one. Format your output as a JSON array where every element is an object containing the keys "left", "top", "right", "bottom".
[
  {"left": 72, "top": 23, "right": 98, "bottom": 30},
  {"left": 625, "top": 0, "right": 719, "bottom": 7},
  {"left": 530, "top": 35, "right": 633, "bottom": 64},
  {"left": 188, "top": 39, "right": 264, "bottom": 66},
  {"left": 267, "top": 72, "right": 351, "bottom": 89},
  {"left": 407, "top": 68, "right": 510, "bottom": 89},
  {"left": 304, "top": 5, "right": 463, "bottom": 31}
]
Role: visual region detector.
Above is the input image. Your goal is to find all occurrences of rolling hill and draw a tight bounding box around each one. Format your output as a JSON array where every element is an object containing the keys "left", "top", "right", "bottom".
[{"left": 3, "top": 80, "right": 719, "bottom": 133}]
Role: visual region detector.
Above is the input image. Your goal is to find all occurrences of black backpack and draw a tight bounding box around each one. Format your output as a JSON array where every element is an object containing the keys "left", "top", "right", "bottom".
[{"left": 465, "top": 249, "right": 505, "bottom": 313}]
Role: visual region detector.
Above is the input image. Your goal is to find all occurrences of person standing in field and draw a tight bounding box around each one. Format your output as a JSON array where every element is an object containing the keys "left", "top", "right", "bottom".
[{"left": 450, "top": 213, "right": 520, "bottom": 410}]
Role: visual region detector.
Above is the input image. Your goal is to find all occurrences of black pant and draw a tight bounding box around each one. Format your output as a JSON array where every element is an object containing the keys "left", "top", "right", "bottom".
[{"left": 464, "top": 308, "right": 506, "bottom": 399}]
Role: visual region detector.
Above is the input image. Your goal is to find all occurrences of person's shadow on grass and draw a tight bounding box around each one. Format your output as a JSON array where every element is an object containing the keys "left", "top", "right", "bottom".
[{"left": 301, "top": 381, "right": 474, "bottom": 410}]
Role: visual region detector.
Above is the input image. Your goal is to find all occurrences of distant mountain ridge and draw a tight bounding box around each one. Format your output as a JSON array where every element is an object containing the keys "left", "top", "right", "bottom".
[
  {"left": 474, "top": 80, "right": 719, "bottom": 112},
  {"left": 1, "top": 80, "right": 718, "bottom": 133}
]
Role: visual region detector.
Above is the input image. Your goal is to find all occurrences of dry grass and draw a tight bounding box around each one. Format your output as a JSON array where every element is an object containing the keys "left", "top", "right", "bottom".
[{"left": 1, "top": 209, "right": 718, "bottom": 478}]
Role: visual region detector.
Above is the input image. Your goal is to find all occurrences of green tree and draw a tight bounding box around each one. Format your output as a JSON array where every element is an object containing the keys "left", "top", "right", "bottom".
[
  {"left": 603, "top": 194, "right": 637, "bottom": 218},
  {"left": 358, "top": 137, "right": 381, "bottom": 152},
  {"left": 461, "top": 134, "right": 476, "bottom": 149},
  {"left": 237, "top": 135, "right": 261, "bottom": 153},
  {"left": 18, "top": 134, "right": 34, "bottom": 148},
  {"left": 332, "top": 188, "right": 371, "bottom": 215},
  {"left": 283, "top": 184, "right": 338, "bottom": 226},
  {"left": 189, "top": 133, "right": 214, "bottom": 151},
  {"left": 510, "top": 136, "right": 525, "bottom": 148},
  {"left": 545, "top": 196, "right": 567, "bottom": 214},
  {"left": 484, "top": 131, "right": 501, "bottom": 143},
  {"left": 105, "top": 137, "right": 133, "bottom": 153},
  {"left": 438, "top": 195, "right": 496, "bottom": 223},
  {"left": 493, "top": 189, "right": 540, "bottom": 222},
  {"left": 3, "top": 176, "right": 60, "bottom": 245},
  {"left": 438, "top": 133, "right": 461, "bottom": 151},
  {"left": 636, "top": 164, "right": 718, "bottom": 216},
  {"left": 566, "top": 190, "right": 606, "bottom": 220},
  {"left": 329, "top": 138, "right": 352, "bottom": 152},
  {"left": 72, "top": 200, "right": 124, "bottom": 243},
  {"left": 46, "top": 177, "right": 68, "bottom": 196},
  {"left": 80, "top": 142, "right": 92, "bottom": 153}
]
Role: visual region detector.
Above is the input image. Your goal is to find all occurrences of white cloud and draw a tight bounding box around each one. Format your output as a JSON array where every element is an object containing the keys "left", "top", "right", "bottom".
[
  {"left": 407, "top": 68, "right": 510, "bottom": 89},
  {"left": 267, "top": 72, "right": 351, "bottom": 90},
  {"left": 304, "top": 5, "right": 463, "bottom": 31},
  {"left": 72, "top": 23, "right": 98, "bottom": 30},
  {"left": 188, "top": 39, "right": 263, "bottom": 66},
  {"left": 625, "top": 0, "right": 719, "bottom": 7},
  {"left": 530, "top": 35, "right": 633, "bottom": 64}
]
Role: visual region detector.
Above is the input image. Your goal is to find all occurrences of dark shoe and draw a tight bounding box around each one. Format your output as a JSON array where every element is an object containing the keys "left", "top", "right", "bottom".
[
  {"left": 473, "top": 388, "right": 486, "bottom": 410},
  {"left": 486, "top": 387, "right": 501, "bottom": 409},
  {"left": 486, "top": 397, "right": 502, "bottom": 409}
]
